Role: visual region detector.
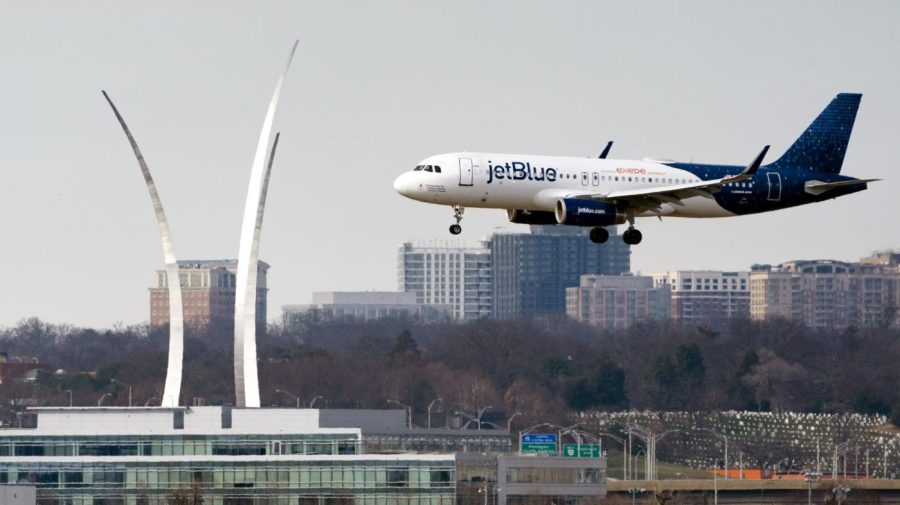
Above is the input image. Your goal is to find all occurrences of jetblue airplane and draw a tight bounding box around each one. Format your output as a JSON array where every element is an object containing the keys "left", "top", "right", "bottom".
[{"left": 393, "top": 93, "right": 877, "bottom": 245}]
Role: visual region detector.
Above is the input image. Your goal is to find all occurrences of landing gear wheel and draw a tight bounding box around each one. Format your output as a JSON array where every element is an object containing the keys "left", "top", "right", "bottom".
[
  {"left": 589, "top": 227, "right": 609, "bottom": 244},
  {"left": 622, "top": 227, "right": 643, "bottom": 245},
  {"left": 449, "top": 205, "right": 465, "bottom": 235}
]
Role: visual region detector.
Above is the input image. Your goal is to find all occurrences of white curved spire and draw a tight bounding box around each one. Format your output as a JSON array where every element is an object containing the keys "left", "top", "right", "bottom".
[
  {"left": 102, "top": 91, "right": 184, "bottom": 407},
  {"left": 234, "top": 41, "right": 297, "bottom": 408}
]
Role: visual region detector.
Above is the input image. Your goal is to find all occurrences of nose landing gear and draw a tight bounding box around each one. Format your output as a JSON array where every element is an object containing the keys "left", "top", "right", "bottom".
[{"left": 449, "top": 205, "right": 464, "bottom": 235}]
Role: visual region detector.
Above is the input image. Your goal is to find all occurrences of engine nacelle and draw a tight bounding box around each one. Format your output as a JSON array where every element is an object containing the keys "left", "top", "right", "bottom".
[
  {"left": 555, "top": 198, "right": 625, "bottom": 227},
  {"left": 506, "top": 209, "right": 558, "bottom": 225}
]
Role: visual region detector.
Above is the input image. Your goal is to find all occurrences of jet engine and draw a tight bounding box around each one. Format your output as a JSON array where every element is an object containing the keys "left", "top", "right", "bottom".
[
  {"left": 506, "top": 209, "right": 558, "bottom": 225},
  {"left": 555, "top": 198, "right": 626, "bottom": 227}
]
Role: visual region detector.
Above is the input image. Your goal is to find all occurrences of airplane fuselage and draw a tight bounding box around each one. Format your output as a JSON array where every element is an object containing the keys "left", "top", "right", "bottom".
[{"left": 393, "top": 152, "right": 865, "bottom": 219}]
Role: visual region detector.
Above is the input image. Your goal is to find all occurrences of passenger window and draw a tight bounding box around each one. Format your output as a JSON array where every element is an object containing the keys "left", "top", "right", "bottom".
[{"left": 434, "top": 166, "right": 441, "bottom": 173}]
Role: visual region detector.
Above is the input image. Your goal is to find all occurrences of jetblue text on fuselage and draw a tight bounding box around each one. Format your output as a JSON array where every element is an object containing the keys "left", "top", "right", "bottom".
[{"left": 487, "top": 161, "right": 558, "bottom": 184}]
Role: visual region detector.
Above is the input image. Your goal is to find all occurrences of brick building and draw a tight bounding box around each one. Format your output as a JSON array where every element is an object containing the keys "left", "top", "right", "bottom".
[{"left": 149, "top": 260, "right": 268, "bottom": 332}]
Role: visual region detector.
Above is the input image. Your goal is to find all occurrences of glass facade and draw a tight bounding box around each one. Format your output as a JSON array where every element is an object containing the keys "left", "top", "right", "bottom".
[{"left": 0, "top": 415, "right": 456, "bottom": 505}]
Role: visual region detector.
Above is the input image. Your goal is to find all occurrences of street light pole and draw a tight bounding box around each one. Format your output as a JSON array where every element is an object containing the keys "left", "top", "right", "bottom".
[
  {"left": 97, "top": 393, "right": 112, "bottom": 406},
  {"left": 506, "top": 411, "right": 522, "bottom": 432},
  {"left": 388, "top": 399, "right": 412, "bottom": 428},
  {"left": 476, "top": 406, "right": 493, "bottom": 431},
  {"left": 427, "top": 398, "right": 442, "bottom": 429},
  {"left": 110, "top": 379, "right": 132, "bottom": 407},
  {"left": 63, "top": 389, "right": 72, "bottom": 407},
  {"left": 309, "top": 396, "right": 324, "bottom": 408},
  {"left": 699, "top": 428, "right": 729, "bottom": 480},
  {"left": 596, "top": 432, "right": 628, "bottom": 480},
  {"left": 275, "top": 388, "right": 300, "bottom": 408}
]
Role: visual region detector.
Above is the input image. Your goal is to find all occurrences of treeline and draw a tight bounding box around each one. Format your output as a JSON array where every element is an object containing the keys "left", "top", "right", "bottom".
[{"left": 1, "top": 315, "right": 899, "bottom": 428}]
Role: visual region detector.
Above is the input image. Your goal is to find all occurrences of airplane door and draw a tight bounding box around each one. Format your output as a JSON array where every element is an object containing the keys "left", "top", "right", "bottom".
[
  {"left": 459, "top": 158, "right": 473, "bottom": 186},
  {"left": 592, "top": 172, "right": 600, "bottom": 186},
  {"left": 767, "top": 172, "right": 782, "bottom": 201},
  {"left": 581, "top": 172, "right": 589, "bottom": 186}
]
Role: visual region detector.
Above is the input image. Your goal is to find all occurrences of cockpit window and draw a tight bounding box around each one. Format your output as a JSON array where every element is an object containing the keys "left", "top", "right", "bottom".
[
  {"left": 413, "top": 165, "right": 423, "bottom": 171},
  {"left": 434, "top": 165, "right": 441, "bottom": 173},
  {"left": 424, "top": 165, "right": 433, "bottom": 172}
]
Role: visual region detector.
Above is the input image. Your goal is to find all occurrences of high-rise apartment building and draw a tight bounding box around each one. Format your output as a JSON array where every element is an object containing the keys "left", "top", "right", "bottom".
[
  {"left": 397, "top": 241, "right": 492, "bottom": 320},
  {"left": 491, "top": 226, "right": 631, "bottom": 319},
  {"left": 651, "top": 271, "right": 750, "bottom": 324},
  {"left": 566, "top": 275, "right": 670, "bottom": 330},
  {"left": 750, "top": 256, "right": 900, "bottom": 328},
  {"left": 150, "top": 260, "right": 269, "bottom": 332}
]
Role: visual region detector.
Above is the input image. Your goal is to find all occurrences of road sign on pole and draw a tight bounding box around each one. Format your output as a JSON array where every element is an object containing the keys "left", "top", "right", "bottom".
[
  {"left": 562, "top": 443, "right": 601, "bottom": 458},
  {"left": 521, "top": 433, "right": 558, "bottom": 454}
]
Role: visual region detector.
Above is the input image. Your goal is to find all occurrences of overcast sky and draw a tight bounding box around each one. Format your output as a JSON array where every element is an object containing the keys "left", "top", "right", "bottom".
[{"left": 1, "top": 1, "right": 898, "bottom": 328}]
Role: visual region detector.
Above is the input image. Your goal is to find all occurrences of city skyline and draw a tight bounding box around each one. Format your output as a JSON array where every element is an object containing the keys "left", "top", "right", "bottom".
[{"left": 2, "top": 1, "right": 898, "bottom": 327}]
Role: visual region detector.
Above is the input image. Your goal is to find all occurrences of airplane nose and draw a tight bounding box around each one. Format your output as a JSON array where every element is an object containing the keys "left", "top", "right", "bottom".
[{"left": 393, "top": 173, "right": 412, "bottom": 196}]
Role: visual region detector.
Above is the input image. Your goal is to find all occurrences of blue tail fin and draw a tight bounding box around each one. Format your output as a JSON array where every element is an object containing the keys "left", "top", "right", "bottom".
[{"left": 771, "top": 93, "right": 861, "bottom": 174}]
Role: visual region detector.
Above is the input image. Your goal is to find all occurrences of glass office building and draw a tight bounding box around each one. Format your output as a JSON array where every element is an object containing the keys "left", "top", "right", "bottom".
[{"left": 0, "top": 407, "right": 456, "bottom": 505}]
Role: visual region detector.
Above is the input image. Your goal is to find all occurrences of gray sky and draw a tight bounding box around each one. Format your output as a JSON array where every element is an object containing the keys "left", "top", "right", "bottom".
[{"left": 2, "top": 1, "right": 898, "bottom": 328}]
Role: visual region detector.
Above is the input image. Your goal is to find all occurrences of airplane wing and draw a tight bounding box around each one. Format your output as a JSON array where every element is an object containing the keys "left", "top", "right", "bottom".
[{"left": 573, "top": 145, "right": 770, "bottom": 211}]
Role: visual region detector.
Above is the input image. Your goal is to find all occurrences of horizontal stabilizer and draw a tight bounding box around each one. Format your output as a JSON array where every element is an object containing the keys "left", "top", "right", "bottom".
[{"left": 805, "top": 178, "right": 879, "bottom": 195}]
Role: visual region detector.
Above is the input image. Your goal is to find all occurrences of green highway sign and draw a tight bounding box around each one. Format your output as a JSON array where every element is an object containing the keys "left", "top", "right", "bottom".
[
  {"left": 562, "top": 444, "right": 601, "bottom": 458},
  {"left": 521, "top": 442, "right": 557, "bottom": 454}
]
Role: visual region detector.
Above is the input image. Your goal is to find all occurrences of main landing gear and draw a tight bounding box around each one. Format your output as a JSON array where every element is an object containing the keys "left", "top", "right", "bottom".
[
  {"left": 589, "top": 227, "right": 609, "bottom": 244},
  {"left": 621, "top": 210, "right": 642, "bottom": 245},
  {"left": 590, "top": 226, "right": 642, "bottom": 245},
  {"left": 449, "top": 205, "right": 464, "bottom": 235},
  {"left": 622, "top": 227, "right": 643, "bottom": 245}
]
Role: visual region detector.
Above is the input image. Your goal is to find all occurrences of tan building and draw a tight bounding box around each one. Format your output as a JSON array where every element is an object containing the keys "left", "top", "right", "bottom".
[
  {"left": 566, "top": 275, "right": 670, "bottom": 330},
  {"left": 651, "top": 271, "right": 750, "bottom": 324},
  {"left": 750, "top": 254, "right": 900, "bottom": 328},
  {"left": 149, "top": 260, "right": 268, "bottom": 332}
]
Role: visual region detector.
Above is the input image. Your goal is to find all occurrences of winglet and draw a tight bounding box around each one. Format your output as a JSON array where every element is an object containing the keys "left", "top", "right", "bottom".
[
  {"left": 743, "top": 145, "right": 770, "bottom": 176},
  {"left": 598, "top": 141, "right": 613, "bottom": 159}
]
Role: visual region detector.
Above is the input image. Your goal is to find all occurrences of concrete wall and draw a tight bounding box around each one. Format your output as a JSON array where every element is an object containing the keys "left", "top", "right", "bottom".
[{"left": 0, "top": 486, "right": 35, "bottom": 505}]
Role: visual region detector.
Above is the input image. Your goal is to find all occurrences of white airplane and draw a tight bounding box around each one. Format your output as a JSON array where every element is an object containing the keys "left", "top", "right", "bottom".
[{"left": 393, "top": 93, "right": 876, "bottom": 245}]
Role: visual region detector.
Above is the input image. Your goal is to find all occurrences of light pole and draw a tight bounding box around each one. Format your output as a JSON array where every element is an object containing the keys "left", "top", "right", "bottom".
[
  {"left": 110, "top": 379, "right": 132, "bottom": 407},
  {"left": 388, "top": 399, "right": 413, "bottom": 428},
  {"left": 627, "top": 487, "right": 646, "bottom": 505},
  {"left": 477, "top": 406, "right": 492, "bottom": 431},
  {"left": 833, "top": 441, "right": 850, "bottom": 480},
  {"left": 557, "top": 423, "right": 581, "bottom": 455},
  {"left": 309, "top": 396, "right": 324, "bottom": 408},
  {"left": 427, "top": 397, "right": 442, "bottom": 429},
  {"left": 699, "top": 428, "right": 729, "bottom": 479},
  {"left": 97, "top": 393, "right": 112, "bottom": 406},
  {"left": 628, "top": 423, "right": 681, "bottom": 480},
  {"left": 832, "top": 485, "right": 851, "bottom": 505},
  {"left": 275, "top": 388, "right": 300, "bottom": 408},
  {"left": 506, "top": 411, "right": 522, "bottom": 432},
  {"left": 63, "top": 389, "right": 73, "bottom": 407},
  {"left": 457, "top": 407, "right": 493, "bottom": 431},
  {"left": 596, "top": 432, "right": 628, "bottom": 480},
  {"left": 804, "top": 473, "right": 816, "bottom": 505}
]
